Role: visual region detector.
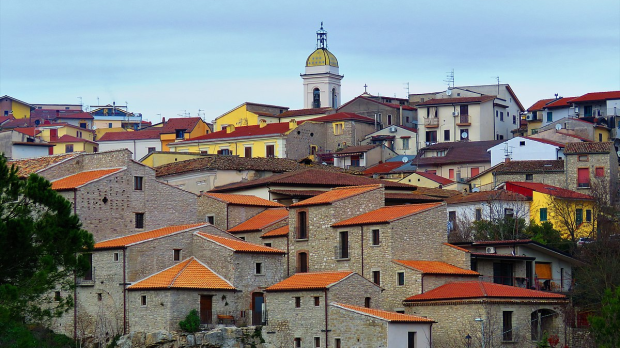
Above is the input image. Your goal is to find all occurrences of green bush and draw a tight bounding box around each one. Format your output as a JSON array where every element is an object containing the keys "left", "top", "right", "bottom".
[{"left": 179, "top": 309, "right": 200, "bottom": 333}]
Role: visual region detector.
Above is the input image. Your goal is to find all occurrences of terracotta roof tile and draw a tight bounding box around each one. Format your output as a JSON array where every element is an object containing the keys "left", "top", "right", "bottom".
[
  {"left": 496, "top": 160, "right": 564, "bottom": 174},
  {"left": 505, "top": 182, "right": 594, "bottom": 200},
  {"left": 269, "top": 189, "right": 327, "bottom": 197},
  {"left": 266, "top": 271, "right": 353, "bottom": 291},
  {"left": 308, "top": 112, "right": 375, "bottom": 124},
  {"left": 334, "top": 144, "right": 379, "bottom": 156},
  {"left": 99, "top": 129, "right": 162, "bottom": 141},
  {"left": 14, "top": 127, "right": 41, "bottom": 137},
  {"left": 446, "top": 190, "right": 529, "bottom": 204},
  {"left": 8, "top": 153, "right": 81, "bottom": 177},
  {"left": 416, "top": 140, "right": 502, "bottom": 166},
  {"left": 159, "top": 117, "right": 203, "bottom": 133},
  {"left": 384, "top": 192, "right": 444, "bottom": 202},
  {"left": 277, "top": 107, "right": 333, "bottom": 118},
  {"left": 205, "top": 193, "right": 284, "bottom": 207},
  {"left": 333, "top": 303, "right": 435, "bottom": 323},
  {"left": 332, "top": 203, "right": 443, "bottom": 227},
  {"left": 363, "top": 162, "right": 407, "bottom": 176},
  {"left": 404, "top": 281, "right": 566, "bottom": 302},
  {"left": 261, "top": 225, "right": 289, "bottom": 238},
  {"left": 393, "top": 260, "right": 479, "bottom": 275},
  {"left": 127, "top": 257, "right": 235, "bottom": 290},
  {"left": 564, "top": 141, "right": 614, "bottom": 154},
  {"left": 228, "top": 208, "right": 288, "bottom": 233},
  {"left": 412, "top": 187, "right": 462, "bottom": 198},
  {"left": 523, "top": 137, "right": 565, "bottom": 148},
  {"left": 527, "top": 99, "right": 555, "bottom": 112},
  {"left": 196, "top": 232, "right": 285, "bottom": 254},
  {"left": 443, "top": 243, "right": 471, "bottom": 253},
  {"left": 545, "top": 97, "right": 576, "bottom": 109},
  {"left": 569, "top": 91, "right": 620, "bottom": 103},
  {"left": 417, "top": 95, "right": 496, "bottom": 106},
  {"left": 414, "top": 171, "right": 455, "bottom": 185},
  {"left": 290, "top": 184, "right": 382, "bottom": 208},
  {"left": 94, "top": 224, "right": 208, "bottom": 249},
  {"left": 51, "top": 168, "right": 123, "bottom": 191},
  {"left": 49, "top": 134, "right": 98, "bottom": 144},
  {"left": 209, "top": 168, "right": 416, "bottom": 193}
]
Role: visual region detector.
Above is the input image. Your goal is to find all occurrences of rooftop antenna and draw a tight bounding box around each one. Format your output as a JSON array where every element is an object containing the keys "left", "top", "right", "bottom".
[
  {"left": 77, "top": 97, "right": 82, "bottom": 108},
  {"left": 444, "top": 69, "right": 454, "bottom": 88},
  {"left": 494, "top": 76, "right": 500, "bottom": 94},
  {"left": 97, "top": 97, "right": 100, "bottom": 106},
  {"left": 404, "top": 82, "right": 410, "bottom": 98},
  {"left": 503, "top": 142, "right": 513, "bottom": 159},
  {"left": 316, "top": 22, "right": 327, "bottom": 49}
]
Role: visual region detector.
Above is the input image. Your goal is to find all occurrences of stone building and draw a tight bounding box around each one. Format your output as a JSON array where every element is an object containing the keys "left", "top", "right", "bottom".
[
  {"left": 227, "top": 208, "right": 288, "bottom": 245},
  {"left": 43, "top": 149, "right": 198, "bottom": 242},
  {"left": 198, "top": 192, "right": 284, "bottom": 230},
  {"left": 338, "top": 94, "right": 417, "bottom": 130},
  {"left": 492, "top": 159, "right": 566, "bottom": 189},
  {"left": 404, "top": 281, "right": 568, "bottom": 348},
  {"left": 563, "top": 141, "right": 618, "bottom": 202},
  {"left": 260, "top": 225, "right": 290, "bottom": 253}
]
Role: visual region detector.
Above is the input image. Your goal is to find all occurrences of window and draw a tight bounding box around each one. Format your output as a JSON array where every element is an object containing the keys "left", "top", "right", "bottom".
[
  {"left": 313, "top": 88, "right": 321, "bottom": 108},
  {"left": 460, "top": 104, "right": 468, "bottom": 115},
  {"left": 175, "top": 129, "right": 185, "bottom": 139},
  {"left": 314, "top": 296, "right": 320, "bottom": 306},
  {"left": 504, "top": 208, "right": 514, "bottom": 218},
  {"left": 503, "top": 311, "right": 513, "bottom": 341},
  {"left": 335, "top": 338, "right": 341, "bottom": 348},
  {"left": 141, "top": 295, "right": 147, "bottom": 306},
  {"left": 265, "top": 144, "right": 275, "bottom": 158},
  {"left": 333, "top": 122, "right": 344, "bottom": 135},
  {"left": 206, "top": 215, "right": 214, "bottom": 224},
  {"left": 448, "top": 211, "right": 456, "bottom": 231},
  {"left": 578, "top": 155, "right": 589, "bottom": 162},
  {"left": 147, "top": 147, "right": 156, "bottom": 153},
  {"left": 520, "top": 141, "right": 526, "bottom": 146},
  {"left": 397, "top": 272, "right": 405, "bottom": 286},
  {"left": 586, "top": 209, "right": 592, "bottom": 222},
  {"left": 297, "top": 211, "right": 308, "bottom": 239},
  {"left": 238, "top": 236, "right": 246, "bottom": 241},
  {"left": 134, "top": 176, "right": 143, "bottom": 190},
  {"left": 84, "top": 253, "right": 93, "bottom": 280},
  {"left": 173, "top": 249, "right": 181, "bottom": 261},
  {"left": 338, "top": 231, "right": 349, "bottom": 259},
  {"left": 444, "top": 129, "right": 450, "bottom": 141},
  {"left": 113, "top": 252, "right": 119, "bottom": 262},
  {"left": 65, "top": 144, "right": 74, "bottom": 153},
  {"left": 493, "top": 262, "right": 514, "bottom": 286},
  {"left": 264, "top": 242, "right": 272, "bottom": 247},
  {"left": 108, "top": 123, "right": 113, "bottom": 128},
  {"left": 584, "top": 105, "right": 593, "bottom": 117},
  {"left": 387, "top": 114, "right": 392, "bottom": 125},
  {"left": 218, "top": 148, "right": 232, "bottom": 155},
  {"left": 526, "top": 174, "right": 534, "bottom": 181},
  {"left": 314, "top": 337, "right": 321, "bottom": 348},
  {"left": 540, "top": 208, "right": 548, "bottom": 222},
  {"left": 547, "top": 112, "right": 553, "bottom": 122},
  {"left": 500, "top": 112, "right": 504, "bottom": 121},
  {"left": 255, "top": 262, "right": 263, "bottom": 275},
  {"left": 332, "top": 88, "right": 337, "bottom": 108},
  {"left": 244, "top": 146, "right": 252, "bottom": 158},
  {"left": 80, "top": 122, "right": 87, "bottom": 129},
  {"left": 475, "top": 208, "right": 482, "bottom": 221},
  {"left": 294, "top": 338, "right": 301, "bottom": 348},
  {"left": 364, "top": 297, "right": 371, "bottom": 308},
  {"left": 371, "top": 229, "right": 380, "bottom": 246},
  {"left": 54, "top": 291, "right": 61, "bottom": 301},
  {"left": 595, "top": 167, "right": 605, "bottom": 177},
  {"left": 408, "top": 332, "right": 416, "bottom": 348},
  {"left": 425, "top": 131, "right": 437, "bottom": 143},
  {"left": 577, "top": 168, "right": 590, "bottom": 188},
  {"left": 471, "top": 167, "right": 479, "bottom": 177},
  {"left": 531, "top": 128, "right": 538, "bottom": 135},
  {"left": 513, "top": 115, "right": 517, "bottom": 124},
  {"left": 402, "top": 138, "right": 409, "bottom": 150},
  {"left": 599, "top": 133, "right": 603, "bottom": 142},
  {"left": 576, "top": 209, "right": 583, "bottom": 225},
  {"left": 294, "top": 297, "right": 301, "bottom": 308},
  {"left": 135, "top": 213, "right": 144, "bottom": 229},
  {"left": 298, "top": 252, "right": 308, "bottom": 273},
  {"left": 449, "top": 169, "right": 455, "bottom": 180},
  {"left": 98, "top": 293, "right": 102, "bottom": 301},
  {"left": 372, "top": 271, "right": 381, "bottom": 285}
]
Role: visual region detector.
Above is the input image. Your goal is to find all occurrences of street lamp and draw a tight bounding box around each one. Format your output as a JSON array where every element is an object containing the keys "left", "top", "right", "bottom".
[
  {"left": 475, "top": 318, "right": 485, "bottom": 348},
  {"left": 465, "top": 334, "right": 472, "bottom": 348}
]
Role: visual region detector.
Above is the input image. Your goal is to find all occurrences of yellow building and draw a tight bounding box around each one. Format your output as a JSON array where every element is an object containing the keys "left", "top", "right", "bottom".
[
  {"left": 0, "top": 95, "right": 34, "bottom": 119},
  {"left": 505, "top": 182, "right": 595, "bottom": 240},
  {"left": 157, "top": 117, "right": 211, "bottom": 151},
  {"left": 34, "top": 123, "right": 98, "bottom": 154},
  {"left": 140, "top": 152, "right": 206, "bottom": 168},
  {"left": 399, "top": 171, "right": 455, "bottom": 188},
  {"left": 168, "top": 121, "right": 297, "bottom": 158},
  {"left": 213, "top": 102, "right": 289, "bottom": 132}
]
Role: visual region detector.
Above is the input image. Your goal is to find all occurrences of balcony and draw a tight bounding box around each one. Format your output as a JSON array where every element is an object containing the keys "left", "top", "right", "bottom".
[
  {"left": 479, "top": 275, "right": 570, "bottom": 293},
  {"left": 424, "top": 118, "right": 439, "bottom": 128},
  {"left": 457, "top": 114, "right": 470, "bottom": 126}
]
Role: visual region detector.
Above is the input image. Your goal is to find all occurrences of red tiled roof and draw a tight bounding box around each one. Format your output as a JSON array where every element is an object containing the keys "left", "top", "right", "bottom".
[
  {"left": 338, "top": 96, "right": 415, "bottom": 112},
  {"left": 196, "top": 232, "right": 285, "bottom": 254},
  {"left": 334, "top": 144, "right": 379, "bottom": 156},
  {"left": 332, "top": 203, "right": 442, "bottom": 227},
  {"left": 266, "top": 271, "right": 353, "bottom": 291},
  {"left": 416, "top": 140, "right": 502, "bottom": 166},
  {"left": 159, "top": 117, "right": 203, "bottom": 133},
  {"left": 363, "top": 162, "right": 406, "bottom": 175},
  {"left": 394, "top": 260, "right": 479, "bottom": 275},
  {"left": 569, "top": 91, "right": 620, "bottom": 103},
  {"left": 98, "top": 130, "right": 162, "bottom": 141},
  {"left": 277, "top": 107, "right": 333, "bottom": 118},
  {"left": 545, "top": 97, "right": 576, "bottom": 109},
  {"left": 209, "top": 168, "right": 417, "bottom": 193},
  {"left": 205, "top": 193, "right": 284, "bottom": 207},
  {"left": 416, "top": 95, "right": 496, "bottom": 106},
  {"left": 412, "top": 187, "right": 462, "bottom": 198},
  {"left": 405, "top": 281, "right": 566, "bottom": 302},
  {"left": 333, "top": 303, "right": 435, "bottom": 323},
  {"left": 95, "top": 223, "right": 208, "bottom": 249},
  {"left": 8, "top": 153, "right": 80, "bottom": 177},
  {"left": 49, "top": 134, "right": 97, "bottom": 144},
  {"left": 269, "top": 189, "right": 327, "bottom": 197},
  {"left": 290, "top": 184, "right": 382, "bottom": 208},
  {"left": 127, "top": 257, "right": 235, "bottom": 291},
  {"left": 228, "top": 208, "right": 288, "bottom": 233},
  {"left": 177, "top": 122, "right": 292, "bottom": 143},
  {"left": 261, "top": 225, "right": 289, "bottom": 238},
  {"left": 51, "top": 168, "right": 122, "bottom": 190},
  {"left": 308, "top": 112, "right": 376, "bottom": 124},
  {"left": 14, "top": 127, "right": 41, "bottom": 137},
  {"left": 446, "top": 190, "right": 529, "bottom": 204},
  {"left": 444, "top": 243, "right": 471, "bottom": 253},
  {"left": 495, "top": 160, "right": 564, "bottom": 173},
  {"left": 384, "top": 192, "right": 444, "bottom": 202},
  {"left": 505, "top": 182, "right": 594, "bottom": 200},
  {"left": 564, "top": 141, "right": 614, "bottom": 154},
  {"left": 527, "top": 99, "right": 555, "bottom": 112},
  {"left": 414, "top": 171, "right": 455, "bottom": 185},
  {"left": 0, "top": 115, "right": 14, "bottom": 124},
  {"left": 55, "top": 112, "right": 94, "bottom": 120}
]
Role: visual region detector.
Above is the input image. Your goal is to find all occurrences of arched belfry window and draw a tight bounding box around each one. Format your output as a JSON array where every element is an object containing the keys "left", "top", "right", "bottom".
[
  {"left": 313, "top": 88, "right": 321, "bottom": 108},
  {"left": 332, "top": 88, "right": 337, "bottom": 108}
]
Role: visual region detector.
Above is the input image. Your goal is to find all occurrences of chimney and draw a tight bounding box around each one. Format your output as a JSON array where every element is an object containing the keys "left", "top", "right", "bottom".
[
  {"left": 162, "top": 117, "right": 166, "bottom": 123},
  {"left": 505, "top": 157, "right": 510, "bottom": 163},
  {"left": 289, "top": 119, "right": 297, "bottom": 130},
  {"left": 226, "top": 125, "right": 235, "bottom": 133}
]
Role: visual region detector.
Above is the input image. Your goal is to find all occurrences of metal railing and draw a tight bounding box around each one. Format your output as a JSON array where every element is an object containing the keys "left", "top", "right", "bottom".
[
  {"left": 199, "top": 310, "right": 254, "bottom": 329},
  {"left": 479, "top": 275, "right": 570, "bottom": 293},
  {"left": 459, "top": 114, "right": 470, "bottom": 124},
  {"left": 424, "top": 118, "right": 439, "bottom": 127}
]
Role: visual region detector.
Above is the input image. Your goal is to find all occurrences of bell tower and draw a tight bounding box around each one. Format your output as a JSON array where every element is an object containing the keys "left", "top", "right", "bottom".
[{"left": 301, "top": 23, "right": 343, "bottom": 109}]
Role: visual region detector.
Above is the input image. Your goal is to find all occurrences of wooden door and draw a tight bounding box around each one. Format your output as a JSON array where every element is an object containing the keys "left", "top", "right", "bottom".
[{"left": 200, "top": 295, "right": 212, "bottom": 324}]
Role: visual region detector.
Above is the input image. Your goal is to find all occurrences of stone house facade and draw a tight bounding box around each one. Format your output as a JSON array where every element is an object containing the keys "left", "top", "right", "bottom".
[
  {"left": 197, "top": 192, "right": 284, "bottom": 230},
  {"left": 226, "top": 208, "right": 289, "bottom": 245},
  {"left": 563, "top": 141, "right": 618, "bottom": 203},
  {"left": 259, "top": 226, "right": 290, "bottom": 259}
]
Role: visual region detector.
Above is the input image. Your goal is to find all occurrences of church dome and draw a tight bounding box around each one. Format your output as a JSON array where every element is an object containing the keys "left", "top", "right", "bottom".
[{"left": 306, "top": 48, "right": 339, "bottom": 68}]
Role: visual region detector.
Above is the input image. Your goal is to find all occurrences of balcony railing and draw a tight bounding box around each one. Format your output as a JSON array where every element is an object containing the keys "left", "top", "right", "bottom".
[
  {"left": 424, "top": 118, "right": 439, "bottom": 127},
  {"left": 478, "top": 275, "right": 570, "bottom": 293},
  {"left": 457, "top": 114, "right": 470, "bottom": 125},
  {"left": 199, "top": 310, "right": 254, "bottom": 329}
]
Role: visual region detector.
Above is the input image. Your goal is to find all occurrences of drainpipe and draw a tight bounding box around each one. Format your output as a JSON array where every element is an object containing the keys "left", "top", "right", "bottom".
[
  {"left": 73, "top": 272, "right": 77, "bottom": 341},
  {"left": 360, "top": 226, "right": 364, "bottom": 277},
  {"left": 421, "top": 274, "right": 425, "bottom": 293},
  {"left": 123, "top": 248, "right": 127, "bottom": 334},
  {"left": 324, "top": 289, "right": 329, "bottom": 348},
  {"left": 286, "top": 233, "right": 290, "bottom": 277}
]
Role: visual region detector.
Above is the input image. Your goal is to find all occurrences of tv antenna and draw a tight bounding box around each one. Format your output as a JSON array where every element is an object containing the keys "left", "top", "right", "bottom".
[
  {"left": 444, "top": 69, "right": 454, "bottom": 88},
  {"left": 404, "top": 82, "right": 410, "bottom": 98},
  {"left": 503, "top": 142, "right": 513, "bottom": 159}
]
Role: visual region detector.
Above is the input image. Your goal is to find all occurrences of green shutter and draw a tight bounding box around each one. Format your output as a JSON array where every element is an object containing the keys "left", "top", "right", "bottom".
[
  {"left": 576, "top": 209, "right": 583, "bottom": 225},
  {"left": 540, "top": 208, "right": 548, "bottom": 222}
]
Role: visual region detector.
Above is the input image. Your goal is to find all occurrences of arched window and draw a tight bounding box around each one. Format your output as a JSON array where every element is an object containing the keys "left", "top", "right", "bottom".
[
  {"left": 332, "top": 88, "right": 337, "bottom": 108},
  {"left": 313, "top": 88, "right": 321, "bottom": 108}
]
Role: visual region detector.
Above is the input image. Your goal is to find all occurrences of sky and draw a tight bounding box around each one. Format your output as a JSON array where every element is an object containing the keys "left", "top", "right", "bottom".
[{"left": 1, "top": 0, "right": 619, "bottom": 124}]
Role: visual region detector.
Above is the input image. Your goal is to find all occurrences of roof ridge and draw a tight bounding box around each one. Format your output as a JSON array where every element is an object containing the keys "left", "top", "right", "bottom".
[
  {"left": 326, "top": 271, "right": 354, "bottom": 288},
  {"left": 169, "top": 257, "right": 195, "bottom": 288}
]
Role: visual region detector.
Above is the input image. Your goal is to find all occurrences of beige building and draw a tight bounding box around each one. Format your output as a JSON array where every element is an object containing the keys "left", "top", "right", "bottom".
[{"left": 198, "top": 192, "right": 285, "bottom": 230}]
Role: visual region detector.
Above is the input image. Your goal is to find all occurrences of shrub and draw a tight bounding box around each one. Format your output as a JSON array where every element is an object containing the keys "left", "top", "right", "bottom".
[{"left": 179, "top": 309, "right": 200, "bottom": 333}]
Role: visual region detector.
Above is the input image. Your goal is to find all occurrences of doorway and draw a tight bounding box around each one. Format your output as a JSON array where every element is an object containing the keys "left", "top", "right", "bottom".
[
  {"left": 252, "top": 292, "right": 264, "bottom": 325},
  {"left": 200, "top": 295, "right": 213, "bottom": 325}
]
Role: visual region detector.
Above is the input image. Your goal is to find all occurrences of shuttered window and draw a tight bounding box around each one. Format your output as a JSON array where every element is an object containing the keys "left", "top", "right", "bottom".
[
  {"left": 577, "top": 168, "right": 590, "bottom": 188},
  {"left": 535, "top": 263, "right": 552, "bottom": 279},
  {"left": 540, "top": 208, "right": 548, "bottom": 222}
]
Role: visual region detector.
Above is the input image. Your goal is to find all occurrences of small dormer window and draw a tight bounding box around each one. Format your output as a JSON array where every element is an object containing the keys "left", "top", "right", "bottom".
[{"left": 175, "top": 129, "right": 185, "bottom": 139}]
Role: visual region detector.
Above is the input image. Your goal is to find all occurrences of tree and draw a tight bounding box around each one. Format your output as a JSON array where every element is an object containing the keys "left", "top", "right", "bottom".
[
  {"left": 0, "top": 155, "right": 94, "bottom": 346},
  {"left": 588, "top": 287, "right": 620, "bottom": 348}
]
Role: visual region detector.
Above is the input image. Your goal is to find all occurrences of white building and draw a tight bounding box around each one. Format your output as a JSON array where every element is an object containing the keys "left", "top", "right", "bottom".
[
  {"left": 488, "top": 136, "right": 564, "bottom": 166},
  {"left": 97, "top": 130, "right": 161, "bottom": 161}
]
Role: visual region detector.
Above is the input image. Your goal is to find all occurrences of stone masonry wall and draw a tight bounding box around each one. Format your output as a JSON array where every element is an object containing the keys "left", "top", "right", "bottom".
[
  {"left": 38, "top": 149, "right": 134, "bottom": 181},
  {"left": 494, "top": 172, "right": 566, "bottom": 189},
  {"left": 227, "top": 205, "right": 268, "bottom": 230},
  {"left": 390, "top": 204, "right": 447, "bottom": 261},
  {"left": 233, "top": 253, "right": 285, "bottom": 312},
  {"left": 327, "top": 306, "right": 388, "bottom": 348},
  {"left": 285, "top": 122, "right": 328, "bottom": 160},
  {"left": 441, "top": 243, "right": 471, "bottom": 270},
  {"left": 565, "top": 151, "right": 618, "bottom": 202},
  {"left": 197, "top": 196, "right": 229, "bottom": 230}
]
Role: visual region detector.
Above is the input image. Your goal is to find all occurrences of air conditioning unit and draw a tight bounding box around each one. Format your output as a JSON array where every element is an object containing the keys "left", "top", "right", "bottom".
[
  {"left": 486, "top": 247, "right": 496, "bottom": 254},
  {"left": 389, "top": 126, "right": 397, "bottom": 133},
  {"left": 526, "top": 114, "right": 534, "bottom": 121},
  {"left": 452, "top": 111, "right": 459, "bottom": 117},
  {"left": 574, "top": 106, "right": 579, "bottom": 114}
]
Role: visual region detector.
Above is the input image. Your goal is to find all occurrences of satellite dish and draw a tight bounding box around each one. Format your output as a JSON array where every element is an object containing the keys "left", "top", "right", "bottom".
[
  {"left": 402, "top": 156, "right": 409, "bottom": 163},
  {"left": 34, "top": 119, "right": 41, "bottom": 126},
  {"left": 446, "top": 89, "right": 452, "bottom": 96},
  {"left": 555, "top": 124, "right": 562, "bottom": 131},
  {"left": 461, "top": 131, "right": 468, "bottom": 139}
]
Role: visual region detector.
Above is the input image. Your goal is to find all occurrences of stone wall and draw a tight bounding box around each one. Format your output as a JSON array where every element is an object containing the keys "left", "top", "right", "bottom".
[
  {"left": 327, "top": 306, "right": 388, "bottom": 348},
  {"left": 38, "top": 149, "right": 134, "bottom": 181},
  {"left": 565, "top": 151, "right": 618, "bottom": 202},
  {"left": 227, "top": 206, "right": 268, "bottom": 230},
  {"left": 116, "top": 325, "right": 267, "bottom": 348},
  {"left": 494, "top": 172, "right": 566, "bottom": 188},
  {"left": 197, "top": 196, "right": 228, "bottom": 230},
  {"left": 442, "top": 243, "right": 471, "bottom": 270},
  {"left": 285, "top": 122, "right": 328, "bottom": 160}
]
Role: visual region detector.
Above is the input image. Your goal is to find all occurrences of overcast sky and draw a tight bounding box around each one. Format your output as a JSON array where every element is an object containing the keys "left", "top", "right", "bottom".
[{"left": 1, "top": 0, "right": 619, "bottom": 123}]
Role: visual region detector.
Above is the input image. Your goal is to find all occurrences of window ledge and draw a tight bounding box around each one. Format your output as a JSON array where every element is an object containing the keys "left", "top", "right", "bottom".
[
  {"left": 370, "top": 244, "right": 381, "bottom": 247},
  {"left": 255, "top": 273, "right": 265, "bottom": 276},
  {"left": 295, "top": 238, "right": 309, "bottom": 242},
  {"left": 335, "top": 257, "right": 350, "bottom": 261}
]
